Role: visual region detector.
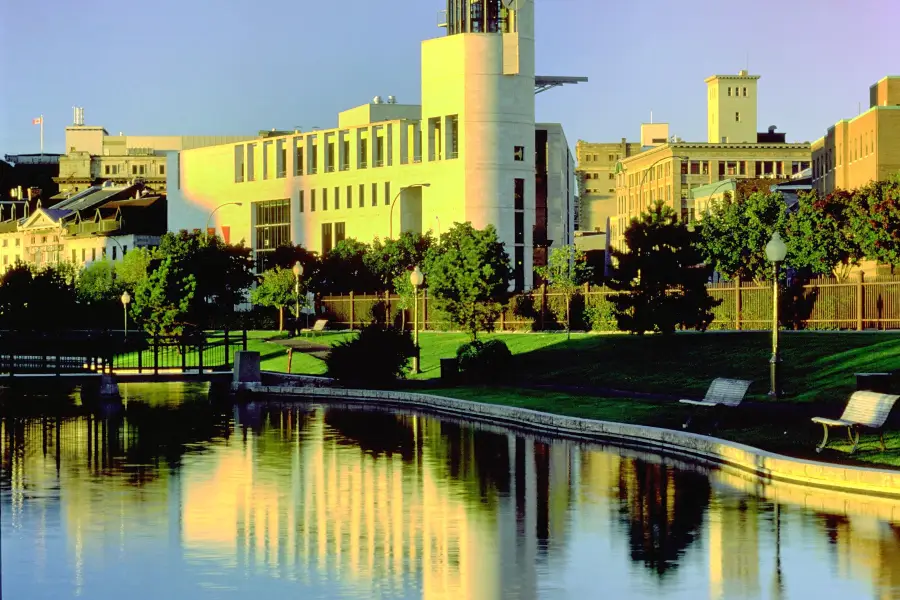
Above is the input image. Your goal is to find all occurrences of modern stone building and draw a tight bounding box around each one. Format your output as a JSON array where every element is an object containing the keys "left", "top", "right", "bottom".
[
  {"left": 167, "top": 0, "right": 581, "bottom": 291},
  {"left": 811, "top": 75, "right": 900, "bottom": 196}
]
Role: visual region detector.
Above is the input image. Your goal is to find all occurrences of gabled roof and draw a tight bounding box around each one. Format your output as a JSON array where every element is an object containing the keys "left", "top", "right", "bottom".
[
  {"left": 49, "top": 183, "right": 138, "bottom": 213},
  {"left": 19, "top": 208, "right": 72, "bottom": 231}
]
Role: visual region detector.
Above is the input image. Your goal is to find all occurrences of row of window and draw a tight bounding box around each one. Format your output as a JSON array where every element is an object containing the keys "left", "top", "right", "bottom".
[
  {"left": 298, "top": 182, "right": 393, "bottom": 213},
  {"left": 581, "top": 152, "right": 620, "bottom": 163},
  {"left": 103, "top": 163, "right": 164, "bottom": 176},
  {"left": 234, "top": 116, "right": 461, "bottom": 184},
  {"left": 69, "top": 245, "right": 128, "bottom": 264},
  {"left": 513, "top": 178, "right": 525, "bottom": 291}
]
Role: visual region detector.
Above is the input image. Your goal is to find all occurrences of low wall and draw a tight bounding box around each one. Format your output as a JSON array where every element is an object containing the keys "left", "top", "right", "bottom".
[{"left": 233, "top": 383, "right": 900, "bottom": 499}]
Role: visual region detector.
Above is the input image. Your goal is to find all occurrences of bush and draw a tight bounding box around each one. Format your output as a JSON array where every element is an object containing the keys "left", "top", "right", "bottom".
[
  {"left": 326, "top": 324, "right": 416, "bottom": 386},
  {"left": 583, "top": 296, "right": 618, "bottom": 332},
  {"left": 455, "top": 339, "right": 512, "bottom": 381}
]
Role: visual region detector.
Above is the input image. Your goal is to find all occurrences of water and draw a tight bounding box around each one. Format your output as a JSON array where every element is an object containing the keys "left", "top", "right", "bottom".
[{"left": 2, "top": 383, "right": 899, "bottom": 600}]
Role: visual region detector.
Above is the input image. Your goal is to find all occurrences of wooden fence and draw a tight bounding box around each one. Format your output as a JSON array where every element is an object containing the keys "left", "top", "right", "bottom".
[{"left": 317, "top": 274, "right": 900, "bottom": 332}]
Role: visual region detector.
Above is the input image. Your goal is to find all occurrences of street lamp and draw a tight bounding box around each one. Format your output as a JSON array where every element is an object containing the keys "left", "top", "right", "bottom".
[
  {"left": 292, "top": 261, "right": 304, "bottom": 332},
  {"left": 390, "top": 183, "right": 431, "bottom": 239},
  {"left": 121, "top": 291, "right": 131, "bottom": 338},
  {"left": 205, "top": 202, "right": 244, "bottom": 236},
  {"left": 410, "top": 265, "right": 424, "bottom": 374},
  {"left": 765, "top": 231, "right": 787, "bottom": 398}
]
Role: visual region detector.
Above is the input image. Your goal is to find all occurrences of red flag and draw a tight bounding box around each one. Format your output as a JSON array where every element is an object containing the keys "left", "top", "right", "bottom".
[{"left": 32, "top": 117, "right": 42, "bottom": 125}]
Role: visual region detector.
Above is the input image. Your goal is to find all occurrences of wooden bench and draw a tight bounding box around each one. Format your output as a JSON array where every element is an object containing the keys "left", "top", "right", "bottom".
[
  {"left": 300, "top": 319, "right": 328, "bottom": 337},
  {"left": 679, "top": 378, "right": 753, "bottom": 430},
  {"left": 811, "top": 390, "right": 900, "bottom": 454}
]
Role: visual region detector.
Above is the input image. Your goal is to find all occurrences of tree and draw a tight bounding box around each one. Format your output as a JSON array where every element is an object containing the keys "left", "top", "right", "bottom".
[
  {"left": 425, "top": 222, "right": 512, "bottom": 340},
  {"left": 849, "top": 175, "right": 900, "bottom": 268},
  {"left": 696, "top": 190, "right": 790, "bottom": 282},
  {"left": 115, "top": 246, "right": 153, "bottom": 290},
  {"left": 0, "top": 264, "right": 78, "bottom": 332},
  {"left": 315, "top": 238, "right": 378, "bottom": 294},
  {"left": 131, "top": 255, "right": 197, "bottom": 337},
  {"left": 787, "top": 189, "right": 864, "bottom": 280},
  {"left": 367, "top": 231, "right": 434, "bottom": 292},
  {"left": 535, "top": 244, "right": 592, "bottom": 339},
  {"left": 607, "top": 202, "right": 719, "bottom": 335},
  {"left": 76, "top": 259, "right": 118, "bottom": 304},
  {"left": 251, "top": 266, "right": 299, "bottom": 331}
]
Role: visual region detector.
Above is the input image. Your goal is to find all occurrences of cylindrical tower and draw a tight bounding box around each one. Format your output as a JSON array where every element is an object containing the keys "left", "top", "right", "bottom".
[{"left": 423, "top": 0, "right": 536, "bottom": 289}]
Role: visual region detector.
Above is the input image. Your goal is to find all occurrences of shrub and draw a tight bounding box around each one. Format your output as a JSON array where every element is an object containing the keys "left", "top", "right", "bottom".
[
  {"left": 326, "top": 324, "right": 416, "bottom": 386},
  {"left": 455, "top": 339, "right": 512, "bottom": 381},
  {"left": 583, "top": 297, "right": 618, "bottom": 332}
]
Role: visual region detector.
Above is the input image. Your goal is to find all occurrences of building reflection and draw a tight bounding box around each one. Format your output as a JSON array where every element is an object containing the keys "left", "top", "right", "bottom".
[{"left": 3, "top": 400, "right": 900, "bottom": 600}]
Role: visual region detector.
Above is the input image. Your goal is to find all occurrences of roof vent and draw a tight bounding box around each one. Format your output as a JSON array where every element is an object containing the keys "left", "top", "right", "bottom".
[
  {"left": 768, "top": 125, "right": 777, "bottom": 133},
  {"left": 387, "top": 95, "right": 396, "bottom": 104},
  {"left": 373, "top": 96, "right": 383, "bottom": 104},
  {"left": 739, "top": 69, "right": 748, "bottom": 76}
]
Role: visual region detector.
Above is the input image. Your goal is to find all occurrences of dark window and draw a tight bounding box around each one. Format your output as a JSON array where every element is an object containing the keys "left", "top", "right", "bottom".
[
  {"left": 360, "top": 138, "right": 368, "bottom": 168},
  {"left": 334, "top": 187, "right": 340, "bottom": 210},
  {"left": 335, "top": 222, "right": 346, "bottom": 244},
  {"left": 112, "top": 247, "right": 117, "bottom": 260},
  {"left": 295, "top": 146, "right": 304, "bottom": 176},
  {"left": 321, "top": 223, "right": 333, "bottom": 255},
  {"left": 514, "top": 212, "right": 524, "bottom": 244},
  {"left": 159, "top": 164, "right": 165, "bottom": 175},
  {"left": 372, "top": 182, "right": 378, "bottom": 207},
  {"left": 346, "top": 185, "right": 352, "bottom": 209},
  {"left": 384, "top": 182, "right": 391, "bottom": 206},
  {"left": 514, "top": 246, "right": 524, "bottom": 291},
  {"left": 299, "top": 190, "right": 304, "bottom": 212},
  {"left": 254, "top": 198, "right": 291, "bottom": 271},
  {"left": 310, "top": 189, "right": 316, "bottom": 212},
  {"left": 514, "top": 178, "right": 525, "bottom": 210},
  {"left": 322, "top": 188, "right": 328, "bottom": 211},
  {"left": 71, "top": 249, "right": 76, "bottom": 262},
  {"left": 514, "top": 146, "right": 525, "bottom": 161},
  {"left": 359, "top": 184, "right": 365, "bottom": 208}
]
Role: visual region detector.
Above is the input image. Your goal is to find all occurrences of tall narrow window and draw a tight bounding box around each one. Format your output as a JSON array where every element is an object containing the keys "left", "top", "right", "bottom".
[
  {"left": 335, "top": 222, "right": 346, "bottom": 244},
  {"left": 310, "top": 189, "right": 316, "bottom": 212},
  {"left": 360, "top": 138, "right": 368, "bottom": 168},
  {"left": 384, "top": 182, "right": 391, "bottom": 206},
  {"left": 321, "top": 223, "right": 333, "bottom": 255},
  {"left": 234, "top": 145, "right": 245, "bottom": 182},
  {"left": 514, "top": 178, "right": 525, "bottom": 210},
  {"left": 334, "top": 187, "right": 340, "bottom": 210},
  {"left": 346, "top": 185, "right": 353, "bottom": 209},
  {"left": 359, "top": 184, "right": 365, "bottom": 208},
  {"left": 322, "top": 188, "right": 328, "bottom": 211},
  {"left": 309, "top": 143, "right": 318, "bottom": 174},
  {"left": 372, "top": 183, "right": 378, "bottom": 207},
  {"left": 277, "top": 140, "right": 286, "bottom": 177},
  {"left": 254, "top": 199, "right": 290, "bottom": 272},
  {"left": 299, "top": 190, "right": 305, "bottom": 212},
  {"left": 295, "top": 144, "right": 304, "bottom": 176},
  {"left": 247, "top": 143, "right": 256, "bottom": 181}
]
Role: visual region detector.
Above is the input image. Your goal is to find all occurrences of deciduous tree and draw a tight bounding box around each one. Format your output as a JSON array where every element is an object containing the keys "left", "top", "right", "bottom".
[
  {"left": 251, "top": 266, "right": 300, "bottom": 331},
  {"left": 535, "top": 244, "right": 592, "bottom": 339}
]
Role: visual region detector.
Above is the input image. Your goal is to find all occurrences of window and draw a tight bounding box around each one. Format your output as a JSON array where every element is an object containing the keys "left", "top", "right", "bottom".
[
  {"left": 513, "top": 246, "right": 524, "bottom": 292},
  {"left": 322, "top": 188, "right": 328, "bottom": 211},
  {"left": 384, "top": 182, "right": 391, "bottom": 206},
  {"left": 335, "top": 222, "right": 346, "bottom": 245},
  {"left": 321, "top": 223, "right": 333, "bottom": 255},
  {"left": 608, "top": 154, "right": 614, "bottom": 161},
  {"left": 235, "top": 146, "right": 245, "bottom": 182},
  {"left": 132, "top": 165, "right": 138, "bottom": 175},
  {"left": 514, "top": 178, "right": 525, "bottom": 210},
  {"left": 123, "top": 245, "right": 127, "bottom": 255},
  {"left": 327, "top": 142, "right": 336, "bottom": 172},
  {"left": 309, "top": 143, "right": 317, "bottom": 174},
  {"left": 346, "top": 186, "right": 352, "bottom": 209},
  {"left": 254, "top": 198, "right": 291, "bottom": 271},
  {"left": 112, "top": 246, "right": 117, "bottom": 260},
  {"left": 372, "top": 182, "right": 378, "bottom": 207},
  {"left": 514, "top": 146, "right": 525, "bottom": 161},
  {"left": 742, "top": 87, "right": 747, "bottom": 97},
  {"left": 341, "top": 140, "right": 350, "bottom": 170},
  {"left": 295, "top": 145, "right": 304, "bottom": 176},
  {"left": 735, "top": 112, "right": 740, "bottom": 122},
  {"left": 360, "top": 138, "right": 368, "bottom": 168},
  {"left": 71, "top": 249, "right": 76, "bottom": 262},
  {"left": 375, "top": 137, "right": 384, "bottom": 167},
  {"left": 690, "top": 161, "right": 700, "bottom": 175},
  {"left": 277, "top": 140, "right": 286, "bottom": 177},
  {"left": 247, "top": 143, "right": 256, "bottom": 181},
  {"left": 334, "top": 187, "right": 340, "bottom": 210},
  {"left": 608, "top": 173, "right": 614, "bottom": 180},
  {"left": 310, "top": 189, "right": 316, "bottom": 212},
  {"left": 727, "top": 87, "right": 732, "bottom": 96},
  {"left": 299, "top": 190, "right": 305, "bottom": 212},
  {"left": 159, "top": 164, "right": 165, "bottom": 175},
  {"left": 105, "top": 165, "right": 111, "bottom": 175},
  {"left": 514, "top": 212, "right": 524, "bottom": 244},
  {"left": 448, "top": 115, "right": 459, "bottom": 158},
  {"left": 92, "top": 248, "right": 96, "bottom": 261},
  {"left": 359, "top": 184, "right": 365, "bottom": 208},
  {"left": 584, "top": 155, "right": 592, "bottom": 162},
  {"left": 82, "top": 249, "right": 86, "bottom": 262}
]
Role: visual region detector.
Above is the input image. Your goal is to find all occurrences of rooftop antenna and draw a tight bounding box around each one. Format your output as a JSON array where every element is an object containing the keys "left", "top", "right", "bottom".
[
  {"left": 746, "top": 52, "right": 749, "bottom": 72},
  {"left": 650, "top": 110, "right": 653, "bottom": 124}
]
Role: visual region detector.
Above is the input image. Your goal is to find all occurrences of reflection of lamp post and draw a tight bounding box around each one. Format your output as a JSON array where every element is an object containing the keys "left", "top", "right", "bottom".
[
  {"left": 765, "top": 231, "right": 787, "bottom": 398},
  {"left": 770, "top": 503, "right": 784, "bottom": 600},
  {"left": 410, "top": 265, "right": 424, "bottom": 374},
  {"left": 121, "top": 291, "right": 131, "bottom": 338},
  {"left": 292, "top": 261, "right": 304, "bottom": 332},
  {"left": 205, "top": 202, "right": 243, "bottom": 235},
  {"left": 390, "top": 183, "right": 431, "bottom": 239}
]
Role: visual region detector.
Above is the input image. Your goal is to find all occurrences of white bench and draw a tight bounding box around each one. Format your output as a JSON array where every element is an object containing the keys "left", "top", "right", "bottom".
[
  {"left": 680, "top": 378, "right": 753, "bottom": 430},
  {"left": 300, "top": 319, "right": 328, "bottom": 337},
  {"left": 811, "top": 390, "right": 899, "bottom": 454}
]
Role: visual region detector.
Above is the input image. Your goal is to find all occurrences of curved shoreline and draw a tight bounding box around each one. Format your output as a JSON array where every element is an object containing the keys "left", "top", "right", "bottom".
[{"left": 234, "top": 381, "right": 900, "bottom": 499}]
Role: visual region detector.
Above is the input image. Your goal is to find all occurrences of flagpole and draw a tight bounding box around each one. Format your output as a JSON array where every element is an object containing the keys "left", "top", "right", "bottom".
[{"left": 40, "top": 115, "right": 44, "bottom": 155}]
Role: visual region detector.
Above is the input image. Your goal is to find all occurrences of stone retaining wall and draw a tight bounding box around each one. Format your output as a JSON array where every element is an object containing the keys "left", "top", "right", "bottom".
[{"left": 233, "top": 382, "right": 900, "bottom": 499}]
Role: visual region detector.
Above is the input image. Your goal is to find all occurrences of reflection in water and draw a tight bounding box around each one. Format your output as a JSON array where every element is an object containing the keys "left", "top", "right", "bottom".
[{"left": 2, "top": 385, "right": 900, "bottom": 599}]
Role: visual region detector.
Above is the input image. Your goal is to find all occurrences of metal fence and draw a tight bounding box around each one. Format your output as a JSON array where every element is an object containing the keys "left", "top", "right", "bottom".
[{"left": 316, "top": 275, "right": 900, "bottom": 332}]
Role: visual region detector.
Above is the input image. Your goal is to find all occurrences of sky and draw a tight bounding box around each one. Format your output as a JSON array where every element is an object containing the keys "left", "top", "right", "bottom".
[{"left": 1, "top": 0, "right": 898, "bottom": 156}]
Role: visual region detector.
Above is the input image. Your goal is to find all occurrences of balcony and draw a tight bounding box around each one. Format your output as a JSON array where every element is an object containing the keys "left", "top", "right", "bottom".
[
  {"left": 375, "top": 159, "right": 384, "bottom": 168},
  {"left": 340, "top": 162, "right": 350, "bottom": 171},
  {"left": 359, "top": 161, "right": 367, "bottom": 169},
  {"left": 277, "top": 170, "right": 286, "bottom": 178},
  {"left": 325, "top": 165, "right": 335, "bottom": 173},
  {"left": 448, "top": 150, "right": 459, "bottom": 159},
  {"left": 308, "top": 167, "right": 318, "bottom": 175},
  {"left": 412, "top": 155, "right": 422, "bottom": 164}
]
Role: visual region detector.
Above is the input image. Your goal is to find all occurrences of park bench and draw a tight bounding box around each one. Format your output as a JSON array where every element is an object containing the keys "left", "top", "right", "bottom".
[
  {"left": 301, "top": 319, "right": 329, "bottom": 337},
  {"left": 679, "top": 378, "right": 753, "bottom": 430},
  {"left": 811, "top": 390, "right": 900, "bottom": 454}
]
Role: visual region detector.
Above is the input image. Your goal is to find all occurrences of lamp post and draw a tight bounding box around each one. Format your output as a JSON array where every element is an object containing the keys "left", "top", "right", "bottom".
[
  {"left": 410, "top": 265, "right": 424, "bottom": 374},
  {"left": 390, "top": 183, "right": 431, "bottom": 239},
  {"left": 765, "top": 231, "right": 787, "bottom": 398},
  {"left": 292, "top": 261, "right": 304, "bottom": 333},
  {"left": 91, "top": 232, "right": 126, "bottom": 261},
  {"left": 205, "top": 202, "right": 244, "bottom": 236},
  {"left": 121, "top": 291, "right": 131, "bottom": 338}
]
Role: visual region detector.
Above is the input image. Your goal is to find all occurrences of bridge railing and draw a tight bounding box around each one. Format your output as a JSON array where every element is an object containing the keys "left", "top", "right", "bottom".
[{"left": 0, "top": 330, "right": 248, "bottom": 376}]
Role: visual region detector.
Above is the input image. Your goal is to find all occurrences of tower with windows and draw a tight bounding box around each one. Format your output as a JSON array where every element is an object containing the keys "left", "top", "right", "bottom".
[{"left": 706, "top": 70, "right": 759, "bottom": 143}]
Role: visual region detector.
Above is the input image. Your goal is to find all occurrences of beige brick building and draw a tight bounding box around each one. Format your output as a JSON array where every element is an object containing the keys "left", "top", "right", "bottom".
[
  {"left": 575, "top": 138, "right": 643, "bottom": 233},
  {"left": 811, "top": 76, "right": 900, "bottom": 196}
]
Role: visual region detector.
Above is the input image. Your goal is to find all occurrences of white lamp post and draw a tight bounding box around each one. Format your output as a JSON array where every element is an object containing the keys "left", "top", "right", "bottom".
[
  {"left": 292, "top": 261, "right": 304, "bottom": 333},
  {"left": 121, "top": 291, "right": 131, "bottom": 338},
  {"left": 765, "top": 231, "right": 787, "bottom": 398},
  {"left": 410, "top": 265, "right": 424, "bottom": 374}
]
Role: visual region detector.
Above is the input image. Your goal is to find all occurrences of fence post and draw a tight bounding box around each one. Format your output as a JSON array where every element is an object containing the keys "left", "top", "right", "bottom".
[
  {"left": 224, "top": 329, "right": 231, "bottom": 369},
  {"left": 349, "top": 291, "right": 355, "bottom": 331},
  {"left": 198, "top": 336, "right": 204, "bottom": 373},
  {"left": 735, "top": 275, "right": 742, "bottom": 331},
  {"left": 500, "top": 305, "right": 505, "bottom": 332},
  {"left": 539, "top": 283, "right": 547, "bottom": 331},
  {"left": 857, "top": 271, "right": 864, "bottom": 331},
  {"left": 138, "top": 337, "right": 143, "bottom": 374},
  {"left": 423, "top": 289, "right": 429, "bottom": 332},
  {"left": 242, "top": 329, "right": 248, "bottom": 351},
  {"left": 153, "top": 335, "right": 159, "bottom": 376}
]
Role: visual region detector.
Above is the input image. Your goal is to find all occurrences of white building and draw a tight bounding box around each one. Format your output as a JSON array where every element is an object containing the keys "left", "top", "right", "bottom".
[{"left": 167, "top": 0, "right": 580, "bottom": 290}]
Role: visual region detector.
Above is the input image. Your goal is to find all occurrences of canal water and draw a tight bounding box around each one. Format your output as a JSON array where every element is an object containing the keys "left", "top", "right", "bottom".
[{"left": 2, "top": 383, "right": 899, "bottom": 600}]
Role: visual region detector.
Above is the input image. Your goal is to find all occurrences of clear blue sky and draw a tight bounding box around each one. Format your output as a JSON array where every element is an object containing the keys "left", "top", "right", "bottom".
[{"left": 1, "top": 0, "right": 897, "bottom": 155}]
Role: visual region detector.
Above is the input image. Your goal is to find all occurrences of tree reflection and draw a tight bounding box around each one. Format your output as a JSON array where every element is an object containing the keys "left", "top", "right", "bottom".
[{"left": 616, "top": 458, "right": 711, "bottom": 577}]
